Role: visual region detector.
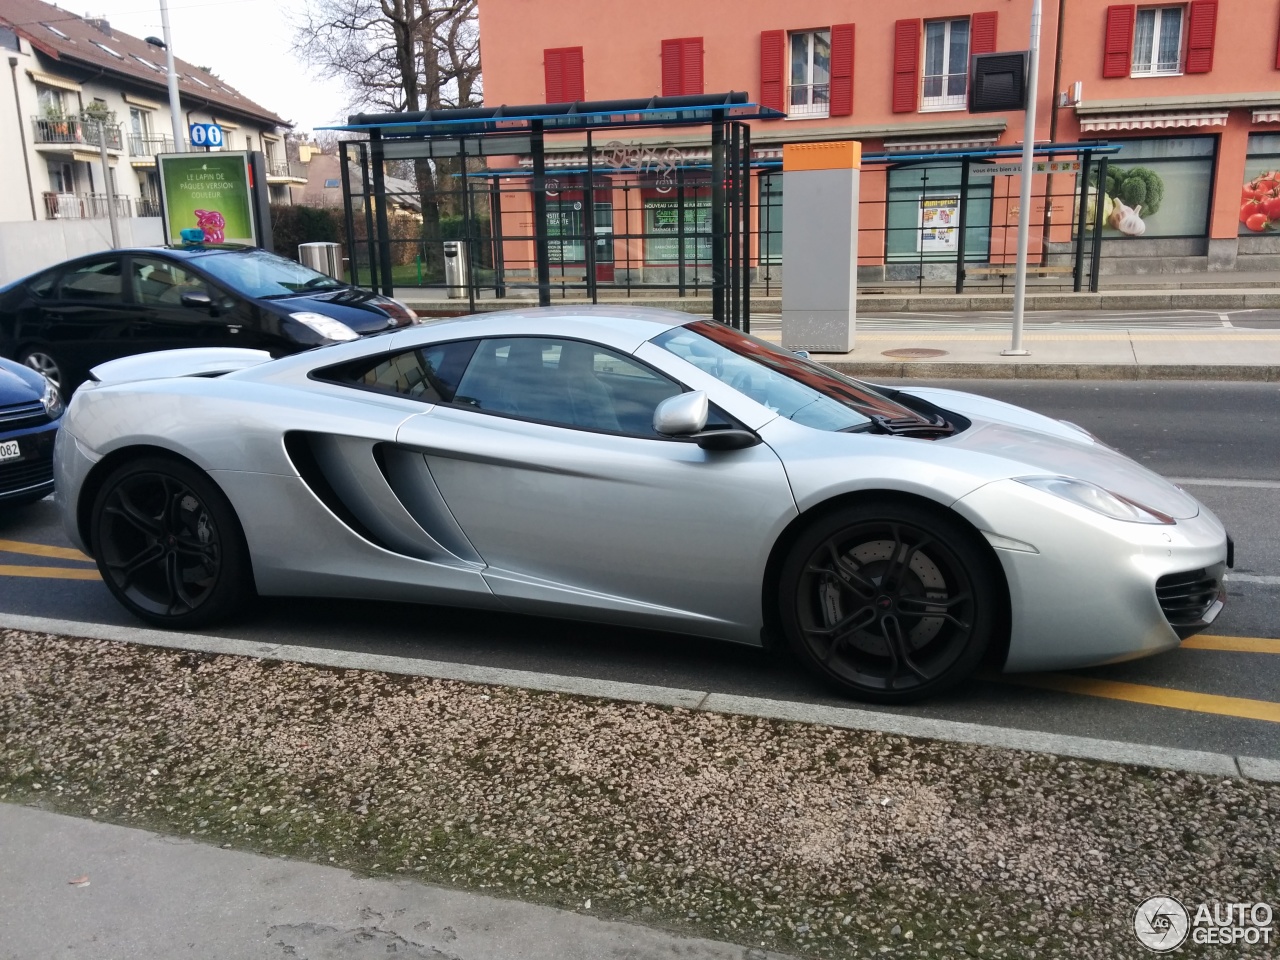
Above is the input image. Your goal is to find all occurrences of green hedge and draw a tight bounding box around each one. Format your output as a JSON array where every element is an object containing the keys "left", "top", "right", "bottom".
[{"left": 269, "top": 205, "right": 345, "bottom": 262}]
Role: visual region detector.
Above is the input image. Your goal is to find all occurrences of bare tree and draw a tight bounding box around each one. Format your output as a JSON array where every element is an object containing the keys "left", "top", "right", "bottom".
[{"left": 294, "top": 0, "right": 482, "bottom": 275}]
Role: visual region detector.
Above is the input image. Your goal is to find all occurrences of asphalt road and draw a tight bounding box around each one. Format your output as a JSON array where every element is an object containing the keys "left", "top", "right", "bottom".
[{"left": 2, "top": 380, "right": 1277, "bottom": 761}]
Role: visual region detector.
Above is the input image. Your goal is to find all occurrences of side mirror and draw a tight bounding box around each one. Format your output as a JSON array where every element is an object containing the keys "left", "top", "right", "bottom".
[
  {"left": 181, "top": 291, "right": 213, "bottom": 309},
  {"left": 653, "top": 391, "right": 708, "bottom": 436},
  {"left": 792, "top": 350, "right": 811, "bottom": 360}
]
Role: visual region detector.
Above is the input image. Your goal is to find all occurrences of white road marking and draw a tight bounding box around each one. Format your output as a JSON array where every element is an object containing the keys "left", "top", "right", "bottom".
[{"left": 1171, "top": 478, "right": 1280, "bottom": 489}]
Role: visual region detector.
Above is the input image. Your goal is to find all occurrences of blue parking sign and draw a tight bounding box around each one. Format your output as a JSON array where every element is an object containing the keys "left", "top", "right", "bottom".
[{"left": 189, "top": 123, "right": 224, "bottom": 148}]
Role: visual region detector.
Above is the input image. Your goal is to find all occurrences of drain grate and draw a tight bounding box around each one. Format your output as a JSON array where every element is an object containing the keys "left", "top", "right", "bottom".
[{"left": 881, "top": 348, "right": 949, "bottom": 359}]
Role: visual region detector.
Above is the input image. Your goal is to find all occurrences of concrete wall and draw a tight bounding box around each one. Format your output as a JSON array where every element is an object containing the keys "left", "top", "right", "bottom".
[{"left": 0, "top": 218, "right": 163, "bottom": 285}]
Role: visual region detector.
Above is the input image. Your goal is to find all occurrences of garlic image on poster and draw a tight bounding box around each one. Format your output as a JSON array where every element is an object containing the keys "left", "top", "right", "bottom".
[{"left": 1108, "top": 199, "right": 1146, "bottom": 236}]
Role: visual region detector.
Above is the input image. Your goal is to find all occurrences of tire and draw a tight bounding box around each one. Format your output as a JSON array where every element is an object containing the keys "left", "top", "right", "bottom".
[
  {"left": 778, "top": 500, "right": 997, "bottom": 704},
  {"left": 16, "top": 346, "right": 66, "bottom": 395},
  {"left": 91, "top": 456, "right": 255, "bottom": 628}
]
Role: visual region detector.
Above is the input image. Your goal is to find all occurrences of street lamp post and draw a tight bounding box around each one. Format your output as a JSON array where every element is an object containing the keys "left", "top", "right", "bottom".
[
  {"left": 152, "top": 0, "right": 185, "bottom": 152},
  {"left": 1003, "top": 0, "right": 1042, "bottom": 357}
]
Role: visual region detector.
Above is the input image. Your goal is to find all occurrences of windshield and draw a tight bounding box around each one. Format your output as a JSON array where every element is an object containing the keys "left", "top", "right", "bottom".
[
  {"left": 193, "top": 249, "right": 344, "bottom": 298},
  {"left": 652, "top": 321, "right": 929, "bottom": 432}
]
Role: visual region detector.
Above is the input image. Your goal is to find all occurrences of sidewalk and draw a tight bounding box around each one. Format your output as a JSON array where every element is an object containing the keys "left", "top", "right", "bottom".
[{"left": 0, "top": 803, "right": 789, "bottom": 960}]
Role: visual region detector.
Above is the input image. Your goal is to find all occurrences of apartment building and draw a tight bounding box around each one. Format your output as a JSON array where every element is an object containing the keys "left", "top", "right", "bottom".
[{"left": 475, "top": 0, "right": 1280, "bottom": 279}]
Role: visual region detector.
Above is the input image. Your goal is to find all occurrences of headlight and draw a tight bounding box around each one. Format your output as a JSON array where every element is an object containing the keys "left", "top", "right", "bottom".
[
  {"left": 1017, "top": 476, "right": 1175, "bottom": 524},
  {"left": 41, "top": 377, "right": 64, "bottom": 419},
  {"left": 289, "top": 311, "right": 358, "bottom": 342},
  {"left": 381, "top": 298, "right": 419, "bottom": 324}
]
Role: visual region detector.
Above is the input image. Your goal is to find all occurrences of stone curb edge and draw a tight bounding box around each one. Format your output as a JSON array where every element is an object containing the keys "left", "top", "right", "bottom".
[{"left": 3, "top": 613, "right": 1276, "bottom": 784}]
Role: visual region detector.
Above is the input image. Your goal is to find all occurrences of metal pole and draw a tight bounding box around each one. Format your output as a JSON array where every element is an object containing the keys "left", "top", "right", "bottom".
[
  {"left": 1072, "top": 149, "right": 1092, "bottom": 293},
  {"left": 338, "top": 140, "right": 359, "bottom": 286},
  {"left": 98, "top": 119, "right": 120, "bottom": 247},
  {"left": 955, "top": 158, "right": 970, "bottom": 293},
  {"left": 530, "top": 121, "right": 552, "bottom": 307},
  {"left": 159, "top": 0, "right": 185, "bottom": 151},
  {"left": 1003, "top": 0, "right": 1041, "bottom": 357},
  {"left": 711, "top": 110, "right": 725, "bottom": 323}
]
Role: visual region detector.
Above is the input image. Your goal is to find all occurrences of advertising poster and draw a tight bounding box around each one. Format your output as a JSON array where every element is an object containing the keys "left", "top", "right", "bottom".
[
  {"left": 157, "top": 152, "right": 257, "bottom": 246},
  {"left": 1085, "top": 137, "right": 1214, "bottom": 239},
  {"left": 918, "top": 196, "right": 960, "bottom": 253},
  {"left": 1240, "top": 134, "right": 1280, "bottom": 236}
]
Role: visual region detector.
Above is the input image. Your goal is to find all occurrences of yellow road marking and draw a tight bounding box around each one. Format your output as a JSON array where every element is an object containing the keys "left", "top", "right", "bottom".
[
  {"left": 0, "top": 538, "right": 93, "bottom": 562},
  {"left": 0, "top": 564, "right": 101, "bottom": 580},
  {"left": 1006, "top": 674, "right": 1280, "bottom": 724},
  {"left": 1182, "top": 634, "right": 1280, "bottom": 654}
]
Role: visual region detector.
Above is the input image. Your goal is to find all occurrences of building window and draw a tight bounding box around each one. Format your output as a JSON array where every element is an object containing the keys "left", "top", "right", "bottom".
[
  {"left": 36, "top": 84, "right": 64, "bottom": 118},
  {"left": 788, "top": 30, "right": 830, "bottom": 118},
  {"left": 1132, "top": 7, "right": 1183, "bottom": 75},
  {"left": 922, "top": 18, "right": 969, "bottom": 111}
]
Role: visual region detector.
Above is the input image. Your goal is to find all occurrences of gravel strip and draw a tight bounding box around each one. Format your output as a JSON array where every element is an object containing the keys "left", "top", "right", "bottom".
[{"left": 2, "top": 629, "right": 1276, "bottom": 959}]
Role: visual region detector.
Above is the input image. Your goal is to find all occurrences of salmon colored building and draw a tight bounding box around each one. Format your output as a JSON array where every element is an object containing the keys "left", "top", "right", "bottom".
[{"left": 475, "top": 0, "right": 1280, "bottom": 284}]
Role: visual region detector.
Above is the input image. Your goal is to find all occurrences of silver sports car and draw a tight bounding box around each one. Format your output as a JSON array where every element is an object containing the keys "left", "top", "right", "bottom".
[{"left": 55, "top": 306, "right": 1230, "bottom": 703}]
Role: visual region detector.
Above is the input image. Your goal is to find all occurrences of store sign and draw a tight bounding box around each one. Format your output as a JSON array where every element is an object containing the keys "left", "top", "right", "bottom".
[
  {"left": 157, "top": 151, "right": 256, "bottom": 246},
  {"left": 971, "top": 160, "right": 1081, "bottom": 177},
  {"left": 918, "top": 196, "right": 960, "bottom": 252}
]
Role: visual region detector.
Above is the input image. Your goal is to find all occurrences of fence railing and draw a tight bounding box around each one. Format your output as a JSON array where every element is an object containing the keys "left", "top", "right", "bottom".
[
  {"left": 31, "top": 116, "right": 123, "bottom": 150},
  {"left": 786, "top": 83, "right": 830, "bottom": 118},
  {"left": 266, "top": 158, "right": 308, "bottom": 179},
  {"left": 920, "top": 73, "right": 968, "bottom": 111},
  {"left": 135, "top": 196, "right": 162, "bottom": 218},
  {"left": 129, "top": 133, "right": 187, "bottom": 156},
  {"left": 42, "top": 192, "right": 133, "bottom": 220}
]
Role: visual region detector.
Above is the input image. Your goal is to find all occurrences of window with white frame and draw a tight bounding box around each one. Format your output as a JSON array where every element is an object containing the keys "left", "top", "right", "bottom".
[
  {"left": 1132, "top": 6, "right": 1183, "bottom": 75},
  {"left": 922, "top": 18, "right": 969, "bottom": 111},
  {"left": 788, "top": 30, "right": 830, "bottom": 118}
]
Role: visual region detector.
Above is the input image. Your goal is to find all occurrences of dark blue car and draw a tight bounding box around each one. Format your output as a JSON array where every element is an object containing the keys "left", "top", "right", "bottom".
[
  {"left": 0, "top": 245, "right": 420, "bottom": 394},
  {"left": 0, "top": 356, "right": 63, "bottom": 507}
]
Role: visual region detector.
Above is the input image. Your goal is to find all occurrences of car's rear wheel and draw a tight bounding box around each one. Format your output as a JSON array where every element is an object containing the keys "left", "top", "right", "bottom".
[
  {"left": 779, "top": 501, "right": 996, "bottom": 704},
  {"left": 17, "top": 346, "right": 65, "bottom": 394},
  {"left": 91, "top": 456, "right": 254, "bottom": 628}
]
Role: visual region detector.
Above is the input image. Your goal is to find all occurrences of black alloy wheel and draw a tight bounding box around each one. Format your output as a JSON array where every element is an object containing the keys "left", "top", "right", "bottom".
[
  {"left": 17, "top": 346, "right": 66, "bottom": 394},
  {"left": 779, "top": 501, "right": 997, "bottom": 704},
  {"left": 92, "top": 456, "right": 253, "bottom": 627}
]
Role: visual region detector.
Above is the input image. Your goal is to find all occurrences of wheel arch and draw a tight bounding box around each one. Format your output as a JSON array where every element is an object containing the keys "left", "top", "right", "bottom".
[
  {"left": 760, "top": 488, "right": 1012, "bottom": 669},
  {"left": 77, "top": 444, "right": 246, "bottom": 564}
]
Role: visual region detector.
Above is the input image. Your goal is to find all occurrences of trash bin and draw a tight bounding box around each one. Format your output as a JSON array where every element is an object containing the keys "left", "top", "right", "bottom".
[
  {"left": 298, "top": 242, "right": 343, "bottom": 280},
  {"left": 443, "top": 239, "right": 470, "bottom": 299}
]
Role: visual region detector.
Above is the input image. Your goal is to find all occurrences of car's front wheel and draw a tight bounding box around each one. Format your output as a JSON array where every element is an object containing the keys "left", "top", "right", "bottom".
[
  {"left": 779, "top": 500, "right": 998, "bottom": 704},
  {"left": 91, "top": 456, "right": 254, "bottom": 628}
]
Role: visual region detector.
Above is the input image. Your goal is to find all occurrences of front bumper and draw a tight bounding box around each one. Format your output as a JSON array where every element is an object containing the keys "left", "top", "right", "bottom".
[
  {"left": 53, "top": 423, "right": 100, "bottom": 553},
  {"left": 0, "top": 417, "right": 59, "bottom": 503},
  {"left": 953, "top": 478, "right": 1229, "bottom": 673}
]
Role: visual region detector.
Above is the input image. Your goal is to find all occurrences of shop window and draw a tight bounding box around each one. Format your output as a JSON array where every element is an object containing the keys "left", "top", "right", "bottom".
[
  {"left": 1132, "top": 7, "right": 1183, "bottom": 75},
  {"left": 1088, "top": 136, "right": 1214, "bottom": 238},
  {"left": 922, "top": 18, "right": 969, "bottom": 111},
  {"left": 1240, "top": 134, "right": 1280, "bottom": 237},
  {"left": 788, "top": 30, "right": 830, "bottom": 118},
  {"left": 643, "top": 196, "right": 712, "bottom": 265},
  {"left": 886, "top": 162, "right": 992, "bottom": 262}
]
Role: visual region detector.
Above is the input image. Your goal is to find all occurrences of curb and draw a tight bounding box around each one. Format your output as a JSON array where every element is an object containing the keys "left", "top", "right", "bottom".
[
  {"left": 820, "top": 361, "right": 1280, "bottom": 382},
  {"left": 3, "top": 612, "right": 1276, "bottom": 784}
]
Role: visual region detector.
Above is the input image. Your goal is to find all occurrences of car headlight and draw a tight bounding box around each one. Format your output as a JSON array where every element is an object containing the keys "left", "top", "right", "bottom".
[
  {"left": 289, "top": 311, "right": 358, "bottom": 342},
  {"left": 380, "top": 298, "right": 420, "bottom": 324},
  {"left": 41, "top": 377, "right": 64, "bottom": 419},
  {"left": 1017, "top": 476, "right": 1175, "bottom": 524}
]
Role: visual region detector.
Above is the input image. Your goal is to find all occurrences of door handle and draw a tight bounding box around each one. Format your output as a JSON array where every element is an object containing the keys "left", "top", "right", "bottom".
[{"left": 227, "top": 325, "right": 242, "bottom": 333}]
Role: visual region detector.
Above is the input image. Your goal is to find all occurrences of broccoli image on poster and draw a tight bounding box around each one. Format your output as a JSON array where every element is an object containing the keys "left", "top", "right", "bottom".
[{"left": 1088, "top": 166, "right": 1165, "bottom": 237}]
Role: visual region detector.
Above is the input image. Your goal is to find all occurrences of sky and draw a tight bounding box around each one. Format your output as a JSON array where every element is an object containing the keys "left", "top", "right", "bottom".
[{"left": 57, "top": 0, "right": 353, "bottom": 133}]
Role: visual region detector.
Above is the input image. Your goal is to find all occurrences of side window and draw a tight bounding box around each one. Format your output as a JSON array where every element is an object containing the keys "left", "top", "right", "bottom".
[
  {"left": 56, "top": 259, "right": 124, "bottom": 302},
  {"left": 317, "top": 339, "right": 478, "bottom": 403},
  {"left": 131, "top": 257, "right": 209, "bottom": 306},
  {"left": 453, "top": 337, "right": 683, "bottom": 436},
  {"left": 27, "top": 268, "right": 61, "bottom": 299}
]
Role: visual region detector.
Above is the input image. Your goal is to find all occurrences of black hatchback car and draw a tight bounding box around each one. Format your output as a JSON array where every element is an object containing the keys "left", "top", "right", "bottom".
[{"left": 0, "top": 245, "right": 420, "bottom": 394}]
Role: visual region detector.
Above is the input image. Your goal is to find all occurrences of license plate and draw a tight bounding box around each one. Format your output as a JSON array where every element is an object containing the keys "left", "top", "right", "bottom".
[{"left": 0, "top": 439, "right": 19, "bottom": 462}]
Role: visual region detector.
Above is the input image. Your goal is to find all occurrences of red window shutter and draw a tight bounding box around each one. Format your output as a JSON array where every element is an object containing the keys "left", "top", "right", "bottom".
[
  {"left": 1102, "top": 5, "right": 1135, "bottom": 78},
  {"left": 759, "top": 30, "right": 785, "bottom": 112},
  {"left": 892, "top": 19, "right": 920, "bottom": 113},
  {"left": 1185, "top": 0, "right": 1217, "bottom": 74},
  {"left": 682, "top": 37, "right": 704, "bottom": 95},
  {"left": 829, "top": 23, "right": 855, "bottom": 117},
  {"left": 563, "top": 46, "right": 585, "bottom": 101},
  {"left": 971, "top": 11, "right": 998, "bottom": 55},
  {"left": 661, "top": 39, "right": 683, "bottom": 96},
  {"left": 544, "top": 48, "right": 564, "bottom": 103}
]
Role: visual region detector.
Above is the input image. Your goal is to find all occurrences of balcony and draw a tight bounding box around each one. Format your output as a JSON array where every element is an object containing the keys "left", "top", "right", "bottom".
[
  {"left": 31, "top": 116, "right": 123, "bottom": 151},
  {"left": 786, "top": 83, "right": 830, "bottom": 119},
  {"left": 920, "top": 73, "right": 968, "bottom": 112},
  {"left": 42, "top": 192, "right": 133, "bottom": 220},
  {"left": 135, "top": 196, "right": 162, "bottom": 217},
  {"left": 266, "top": 158, "right": 308, "bottom": 181},
  {"left": 129, "top": 134, "right": 188, "bottom": 157}
]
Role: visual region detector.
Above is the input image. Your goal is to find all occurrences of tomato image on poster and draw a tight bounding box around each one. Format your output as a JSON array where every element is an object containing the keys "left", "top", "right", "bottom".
[{"left": 1240, "top": 170, "right": 1280, "bottom": 234}]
